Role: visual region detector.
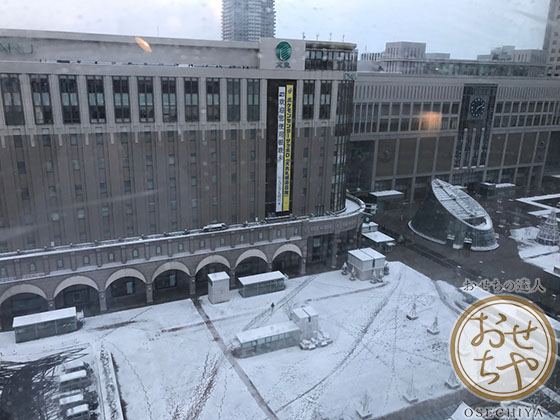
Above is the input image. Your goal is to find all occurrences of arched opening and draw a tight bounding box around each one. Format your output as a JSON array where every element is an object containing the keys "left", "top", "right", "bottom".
[
  {"left": 195, "top": 263, "right": 229, "bottom": 295},
  {"left": 235, "top": 257, "right": 268, "bottom": 280},
  {"left": 272, "top": 251, "right": 301, "bottom": 278},
  {"left": 106, "top": 277, "right": 146, "bottom": 311},
  {"left": 54, "top": 285, "right": 100, "bottom": 316},
  {"left": 153, "top": 270, "right": 190, "bottom": 303},
  {"left": 0, "top": 293, "right": 48, "bottom": 331}
]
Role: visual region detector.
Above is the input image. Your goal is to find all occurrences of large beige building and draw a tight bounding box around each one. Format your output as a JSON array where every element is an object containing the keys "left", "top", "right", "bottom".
[
  {"left": 0, "top": 29, "right": 362, "bottom": 329},
  {"left": 348, "top": 72, "right": 560, "bottom": 199}
]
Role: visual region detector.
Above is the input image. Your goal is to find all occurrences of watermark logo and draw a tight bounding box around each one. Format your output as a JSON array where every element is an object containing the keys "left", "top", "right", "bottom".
[{"left": 450, "top": 295, "right": 556, "bottom": 401}]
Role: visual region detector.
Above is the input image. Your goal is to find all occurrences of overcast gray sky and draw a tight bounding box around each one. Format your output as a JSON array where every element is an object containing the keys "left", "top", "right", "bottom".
[{"left": 0, "top": 0, "right": 551, "bottom": 59}]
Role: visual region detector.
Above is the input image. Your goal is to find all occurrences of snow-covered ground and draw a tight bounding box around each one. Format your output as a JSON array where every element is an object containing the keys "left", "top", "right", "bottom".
[
  {"left": 510, "top": 227, "right": 560, "bottom": 274},
  {"left": 0, "top": 262, "right": 463, "bottom": 420},
  {"left": 516, "top": 194, "right": 560, "bottom": 222}
]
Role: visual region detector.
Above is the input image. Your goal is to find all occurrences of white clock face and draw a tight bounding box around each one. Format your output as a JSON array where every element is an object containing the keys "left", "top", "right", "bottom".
[{"left": 469, "top": 97, "right": 486, "bottom": 118}]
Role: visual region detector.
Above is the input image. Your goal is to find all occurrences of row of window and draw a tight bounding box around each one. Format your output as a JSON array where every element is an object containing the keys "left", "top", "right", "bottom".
[
  {"left": 304, "top": 49, "right": 358, "bottom": 71},
  {"left": 494, "top": 100, "right": 559, "bottom": 115},
  {"left": 0, "top": 74, "right": 264, "bottom": 126},
  {"left": 353, "top": 116, "right": 460, "bottom": 134},
  {"left": 0, "top": 227, "right": 302, "bottom": 277},
  {"left": 354, "top": 101, "right": 461, "bottom": 119}
]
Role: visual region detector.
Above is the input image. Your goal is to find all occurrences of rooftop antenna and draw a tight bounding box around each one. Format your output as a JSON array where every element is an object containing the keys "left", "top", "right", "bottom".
[
  {"left": 329, "top": 32, "right": 332, "bottom": 41},
  {"left": 302, "top": 31, "right": 305, "bottom": 40},
  {"left": 342, "top": 34, "right": 345, "bottom": 42},
  {"left": 316, "top": 33, "right": 319, "bottom": 41}
]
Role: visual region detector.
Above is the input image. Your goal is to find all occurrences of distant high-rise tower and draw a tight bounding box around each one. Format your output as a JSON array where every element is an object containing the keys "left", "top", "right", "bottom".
[
  {"left": 543, "top": 0, "right": 560, "bottom": 77},
  {"left": 222, "top": 0, "right": 276, "bottom": 41}
]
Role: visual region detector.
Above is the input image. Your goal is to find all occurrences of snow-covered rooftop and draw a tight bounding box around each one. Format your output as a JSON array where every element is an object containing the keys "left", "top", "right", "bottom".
[
  {"left": 362, "top": 231, "right": 395, "bottom": 244},
  {"left": 238, "top": 271, "right": 286, "bottom": 286},
  {"left": 369, "top": 190, "right": 404, "bottom": 200},
  {"left": 66, "top": 404, "right": 88, "bottom": 416},
  {"left": 347, "top": 249, "right": 373, "bottom": 262},
  {"left": 12, "top": 307, "right": 76, "bottom": 328},
  {"left": 360, "top": 247, "right": 386, "bottom": 260},
  {"left": 236, "top": 321, "right": 300, "bottom": 344},
  {"left": 207, "top": 272, "right": 230, "bottom": 283},
  {"left": 59, "top": 369, "right": 87, "bottom": 383},
  {"left": 59, "top": 392, "right": 84, "bottom": 406},
  {"left": 432, "top": 179, "right": 491, "bottom": 229}
]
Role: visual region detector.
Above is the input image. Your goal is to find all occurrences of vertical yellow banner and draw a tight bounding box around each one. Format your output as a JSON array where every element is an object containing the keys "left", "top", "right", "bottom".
[{"left": 282, "top": 84, "right": 293, "bottom": 212}]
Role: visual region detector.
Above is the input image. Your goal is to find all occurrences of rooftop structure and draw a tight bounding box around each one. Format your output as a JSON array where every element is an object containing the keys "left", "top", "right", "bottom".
[{"left": 409, "top": 179, "right": 498, "bottom": 251}]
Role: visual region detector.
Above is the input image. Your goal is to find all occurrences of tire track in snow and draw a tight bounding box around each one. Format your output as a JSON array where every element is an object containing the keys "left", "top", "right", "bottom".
[{"left": 276, "top": 276, "right": 401, "bottom": 414}]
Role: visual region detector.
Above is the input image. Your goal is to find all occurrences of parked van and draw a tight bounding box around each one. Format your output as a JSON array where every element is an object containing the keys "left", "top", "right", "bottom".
[
  {"left": 65, "top": 403, "right": 90, "bottom": 420},
  {"left": 59, "top": 370, "right": 90, "bottom": 392},
  {"left": 202, "top": 223, "right": 228, "bottom": 232}
]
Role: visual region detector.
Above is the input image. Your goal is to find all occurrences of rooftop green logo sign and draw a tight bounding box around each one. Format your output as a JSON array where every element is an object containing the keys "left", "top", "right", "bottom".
[{"left": 275, "top": 41, "right": 292, "bottom": 61}]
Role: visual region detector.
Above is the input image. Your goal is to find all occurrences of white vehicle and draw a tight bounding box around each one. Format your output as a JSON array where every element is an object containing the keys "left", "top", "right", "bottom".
[{"left": 202, "top": 223, "right": 228, "bottom": 232}]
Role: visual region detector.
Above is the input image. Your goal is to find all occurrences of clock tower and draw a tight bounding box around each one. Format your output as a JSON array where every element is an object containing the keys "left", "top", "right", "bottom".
[{"left": 453, "top": 84, "right": 497, "bottom": 178}]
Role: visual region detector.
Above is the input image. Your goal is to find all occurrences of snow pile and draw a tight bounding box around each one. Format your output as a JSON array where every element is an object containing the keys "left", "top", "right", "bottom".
[{"left": 510, "top": 227, "right": 560, "bottom": 273}]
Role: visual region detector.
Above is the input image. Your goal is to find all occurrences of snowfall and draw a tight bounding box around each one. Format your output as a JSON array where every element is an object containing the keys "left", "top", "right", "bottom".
[{"left": 0, "top": 262, "right": 479, "bottom": 420}]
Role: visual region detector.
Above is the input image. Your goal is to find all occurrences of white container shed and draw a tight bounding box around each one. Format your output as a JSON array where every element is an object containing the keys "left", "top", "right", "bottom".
[
  {"left": 207, "top": 271, "right": 230, "bottom": 304},
  {"left": 235, "top": 321, "right": 300, "bottom": 358},
  {"left": 13, "top": 307, "right": 78, "bottom": 343},
  {"left": 291, "top": 306, "right": 319, "bottom": 340},
  {"left": 347, "top": 249, "right": 374, "bottom": 280}
]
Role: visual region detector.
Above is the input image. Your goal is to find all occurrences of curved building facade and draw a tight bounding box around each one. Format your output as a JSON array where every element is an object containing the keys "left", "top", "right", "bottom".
[{"left": 409, "top": 179, "right": 498, "bottom": 251}]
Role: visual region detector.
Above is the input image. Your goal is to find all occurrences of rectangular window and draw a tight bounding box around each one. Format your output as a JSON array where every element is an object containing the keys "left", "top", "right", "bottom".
[
  {"left": 138, "top": 76, "right": 154, "bottom": 122},
  {"left": 184, "top": 77, "right": 199, "bottom": 122},
  {"left": 86, "top": 76, "right": 106, "bottom": 123},
  {"left": 206, "top": 78, "right": 220, "bottom": 122},
  {"left": 247, "top": 79, "right": 260, "bottom": 121},
  {"left": 319, "top": 81, "right": 332, "bottom": 119},
  {"left": 30, "top": 74, "right": 53, "bottom": 124},
  {"left": 17, "top": 161, "right": 26, "bottom": 174},
  {"left": 59, "top": 75, "right": 80, "bottom": 124},
  {"left": 303, "top": 80, "right": 315, "bottom": 119},
  {"left": 161, "top": 77, "right": 177, "bottom": 122},
  {"left": 227, "top": 78, "right": 241, "bottom": 122},
  {"left": 112, "top": 76, "right": 130, "bottom": 122},
  {"left": 13, "top": 135, "right": 23, "bottom": 148},
  {"left": 1, "top": 74, "right": 25, "bottom": 125}
]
